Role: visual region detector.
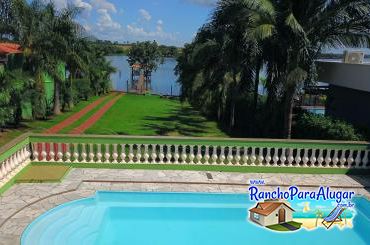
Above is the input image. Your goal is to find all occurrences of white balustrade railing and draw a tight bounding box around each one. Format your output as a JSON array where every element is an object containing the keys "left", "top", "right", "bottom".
[
  {"left": 29, "top": 141, "right": 370, "bottom": 169},
  {"left": 0, "top": 142, "right": 31, "bottom": 186},
  {"left": 1, "top": 134, "right": 370, "bottom": 189}
]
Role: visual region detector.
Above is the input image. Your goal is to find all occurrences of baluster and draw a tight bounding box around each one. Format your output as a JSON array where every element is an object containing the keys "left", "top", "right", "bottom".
[
  {"left": 166, "top": 145, "right": 173, "bottom": 164},
  {"left": 211, "top": 146, "right": 218, "bottom": 165},
  {"left": 65, "top": 144, "right": 71, "bottom": 163},
  {"left": 96, "top": 144, "right": 102, "bottom": 163},
  {"left": 173, "top": 145, "right": 180, "bottom": 164},
  {"left": 347, "top": 150, "right": 354, "bottom": 168},
  {"left": 181, "top": 145, "right": 188, "bottom": 164},
  {"left": 128, "top": 144, "right": 134, "bottom": 163},
  {"left": 301, "top": 149, "right": 308, "bottom": 166},
  {"left": 235, "top": 147, "right": 241, "bottom": 165},
  {"left": 104, "top": 144, "right": 110, "bottom": 163},
  {"left": 81, "top": 144, "right": 87, "bottom": 163},
  {"left": 242, "top": 147, "right": 249, "bottom": 165},
  {"left": 287, "top": 148, "right": 294, "bottom": 166},
  {"left": 88, "top": 144, "right": 95, "bottom": 163},
  {"left": 272, "top": 148, "right": 279, "bottom": 166},
  {"left": 310, "top": 149, "right": 317, "bottom": 166},
  {"left": 294, "top": 149, "right": 302, "bottom": 166},
  {"left": 112, "top": 144, "right": 118, "bottom": 163},
  {"left": 120, "top": 144, "right": 127, "bottom": 163},
  {"left": 188, "top": 145, "right": 195, "bottom": 164},
  {"left": 354, "top": 150, "right": 362, "bottom": 168},
  {"left": 32, "top": 143, "right": 39, "bottom": 162},
  {"left": 257, "top": 148, "right": 264, "bottom": 165},
  {"left": 332, "top": 150, "right": 339, "bottom": 166},
  {"left": 317, "top": 149, "right": 324, "bottom": 167},
  {"left": 143, "top": 144, "right": 150, "bottom": 163},
  {"left": 279, "top": 148, "right": 286, "bottom": 166},
  {"left": 249, "top": 147, "right": 256, "bottom": 166},
  {"left": 10, "top": 155, "right": 16, "bottom": 170},
  {"left": 56, "top": 143, "right": 63, "bottom": 162},
  {"left": 136, "top": 144, "right": 142, "bottom": 163},
  {"left": 338, "top": 150, "right": 346, "bottom": 167},
  {"left": 72, "top": 143, "right": 79, "bottom": 162},
  {"left": 196, "top": 146, "right": 203, "bottom": 164},
  {"left": 226, "top": 147, "right": 233, "bottom": 165},
  {"left": 49, "top": 143, "right": 55, "bottom": 162},
  {"left": 219, "top": 146, "right": 226, "bottom": 165},
  {"left": 362, "top": 150, "right": 369, "bottom": 168},
  {"left": 151, "top": 144, "right": 157, "bottom": 164},
  {"left": 264, "top": 148, "right": 271, "bottom": 166},
  {"left": 0, "top": 162, "right": 5, "bottom": 181},
  {"left": 40, "top": 143, "right": 47, "bottom": 162},
  {"left": 158, "top": 145, "right": 164, "bottom": 164},
  {"left": 324, "top": 149, "right": 332, "bottom": 167}
]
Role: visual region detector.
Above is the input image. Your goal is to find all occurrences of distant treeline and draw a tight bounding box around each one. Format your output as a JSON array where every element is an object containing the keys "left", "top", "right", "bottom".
[{"left": 93, "top": 40, "right": 182, "bottom": 58}]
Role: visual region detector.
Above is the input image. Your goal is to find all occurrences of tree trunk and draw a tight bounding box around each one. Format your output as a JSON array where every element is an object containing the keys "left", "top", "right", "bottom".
[
  {"left": 229, "top": 71, "right": 238, "bottom": 129},
  {"left": 53, "top": 79, "right": 61, "bottom": 115},
  {"left": 253, "top": 60, "right": 262, "bottom": 112},
  {"left": 69, "top": 76, "right": 74, "bottom": 109},
  {"left": 283, "top": 88, "right": 295, "bottom": 139}
]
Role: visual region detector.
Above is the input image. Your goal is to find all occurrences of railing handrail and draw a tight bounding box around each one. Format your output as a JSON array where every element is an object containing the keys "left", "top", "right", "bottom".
[
  {"left": 0, "top": 133, "right": 31, "bottom": 163},
  {"left": 28, "top": 133, "right": 370, "bottom": 144},
  {"left": 28, "top": 133, "right": 370, "bottom": 150}
]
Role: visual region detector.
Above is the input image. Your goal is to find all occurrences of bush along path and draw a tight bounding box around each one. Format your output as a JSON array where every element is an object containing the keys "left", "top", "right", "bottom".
[
  {"left": 44, "top": 93, "right": 117, "bottom": 134},
  {"left": 70, "top": 93, "right": 123, "bottom": 134}
]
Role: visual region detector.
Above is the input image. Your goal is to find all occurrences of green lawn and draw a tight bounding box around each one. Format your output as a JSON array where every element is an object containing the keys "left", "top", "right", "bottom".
[
  {"left": 0, "top": 96, "right": 102, "bottom": 147},
  {"left": 58, "top": 94, "right": 115, "bottom": 134},
  {"left": 86, "top": 94, "right": 227, "bottom": 137}
]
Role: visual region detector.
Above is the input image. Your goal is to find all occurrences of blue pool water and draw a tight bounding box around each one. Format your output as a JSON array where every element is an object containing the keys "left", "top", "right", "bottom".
[{"left": 22, "top": 192, "right": 370, "bottom": 245}]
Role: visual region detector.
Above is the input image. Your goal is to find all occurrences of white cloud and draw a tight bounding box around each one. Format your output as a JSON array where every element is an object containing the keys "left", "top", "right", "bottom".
[
  {"left": 139, "top": 9, "right": 151, "bottom": 21},
  {"left": 157, "top": 19, "right": 163, "bottom": 25},
  {"left": 73, "top": 0, "right": 92, "bottom": 12},
  {"left": 51, "top": 0, "right": 68, "bottom": 9},
  {"left": 91, "top": 0, "right": 117, "bottom": 13},
  {"left": 126, "top": 23, "right": 176, "bottom": 41},
  {"left": 97, "top": 9, "right": 121, "bottom": 30}
]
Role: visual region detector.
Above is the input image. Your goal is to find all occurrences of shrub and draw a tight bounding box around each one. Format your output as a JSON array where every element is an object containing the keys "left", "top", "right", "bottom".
[
  {"left": 73, "top": 78, "right": 91, "bottom": 101},
  {"left": 294, "top": 113, "right": 364, "bottom": 141}
]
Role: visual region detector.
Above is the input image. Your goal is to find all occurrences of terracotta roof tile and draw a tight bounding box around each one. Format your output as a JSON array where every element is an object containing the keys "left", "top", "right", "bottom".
[
  {"left": 0, "top": 43, "right": 22, "bottom": 55},
  {"left": 249, "top": 202, "right": 294, "bottom": 216}
]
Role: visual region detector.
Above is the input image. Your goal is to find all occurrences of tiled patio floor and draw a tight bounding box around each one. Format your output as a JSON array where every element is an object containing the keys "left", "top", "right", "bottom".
[{"left": 0, "top": 168, "right": 369, "bottom": 244}]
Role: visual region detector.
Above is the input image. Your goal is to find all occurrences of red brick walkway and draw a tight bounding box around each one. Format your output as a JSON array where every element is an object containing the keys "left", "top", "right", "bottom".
[
  {"left": 70, "top": 94, "right": 123, "bottom": 134},
  {"left": 44, "top": 94, "right": 115, "bottom": 134}
]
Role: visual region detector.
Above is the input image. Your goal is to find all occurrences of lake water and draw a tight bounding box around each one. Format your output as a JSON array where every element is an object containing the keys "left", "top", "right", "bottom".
[{"left": 106, "top": 56, "right": 180, "bottom": 96}]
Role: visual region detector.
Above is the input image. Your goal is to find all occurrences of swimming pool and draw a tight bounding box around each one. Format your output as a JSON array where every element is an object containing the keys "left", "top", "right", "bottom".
[{"left": 22, "top": 192, "right": 370, "bottom": 245}]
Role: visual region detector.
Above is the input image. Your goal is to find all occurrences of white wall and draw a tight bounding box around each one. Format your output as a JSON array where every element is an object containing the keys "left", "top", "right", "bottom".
[{"left": 317, "top": 61, "right": 370, "bottom": 93}]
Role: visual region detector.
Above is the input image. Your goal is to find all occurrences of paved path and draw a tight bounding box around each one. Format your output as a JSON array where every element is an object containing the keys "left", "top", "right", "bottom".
[
  {"left": 44, "top": 94, "right": 113, "bottom": 134},
  {"left": 0, "top": 169, "right": 368, "bottom": 244},
  {"left": 70, "top": 94, "right": 123, "bottom": 134}
]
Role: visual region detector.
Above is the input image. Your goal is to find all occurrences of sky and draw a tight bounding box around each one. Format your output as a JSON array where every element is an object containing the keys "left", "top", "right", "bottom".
[{"left": 50, "top": 0, "right": 218, "bottom": 47}]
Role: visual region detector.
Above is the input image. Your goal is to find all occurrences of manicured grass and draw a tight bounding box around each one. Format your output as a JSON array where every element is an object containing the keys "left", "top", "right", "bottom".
[
  {"left": 59, "top": 94, "right": 116, "bottom": 134},
  {"left": 86, "top": 94, "right": 227, "bottom": 137},
  {"left": 0, "top": 96, "right": 102, "bottom": 147},
  {"left": 15, "top": 165, "right": 71, "bottom": 183},
  {"left": 31, "top": 162, "right": 370, "bottom": 175}
]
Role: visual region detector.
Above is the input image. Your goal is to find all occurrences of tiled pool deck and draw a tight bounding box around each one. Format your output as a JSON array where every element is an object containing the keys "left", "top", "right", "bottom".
[{"left": 0, "top": 169, "right": 369, "bottom": 244}]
